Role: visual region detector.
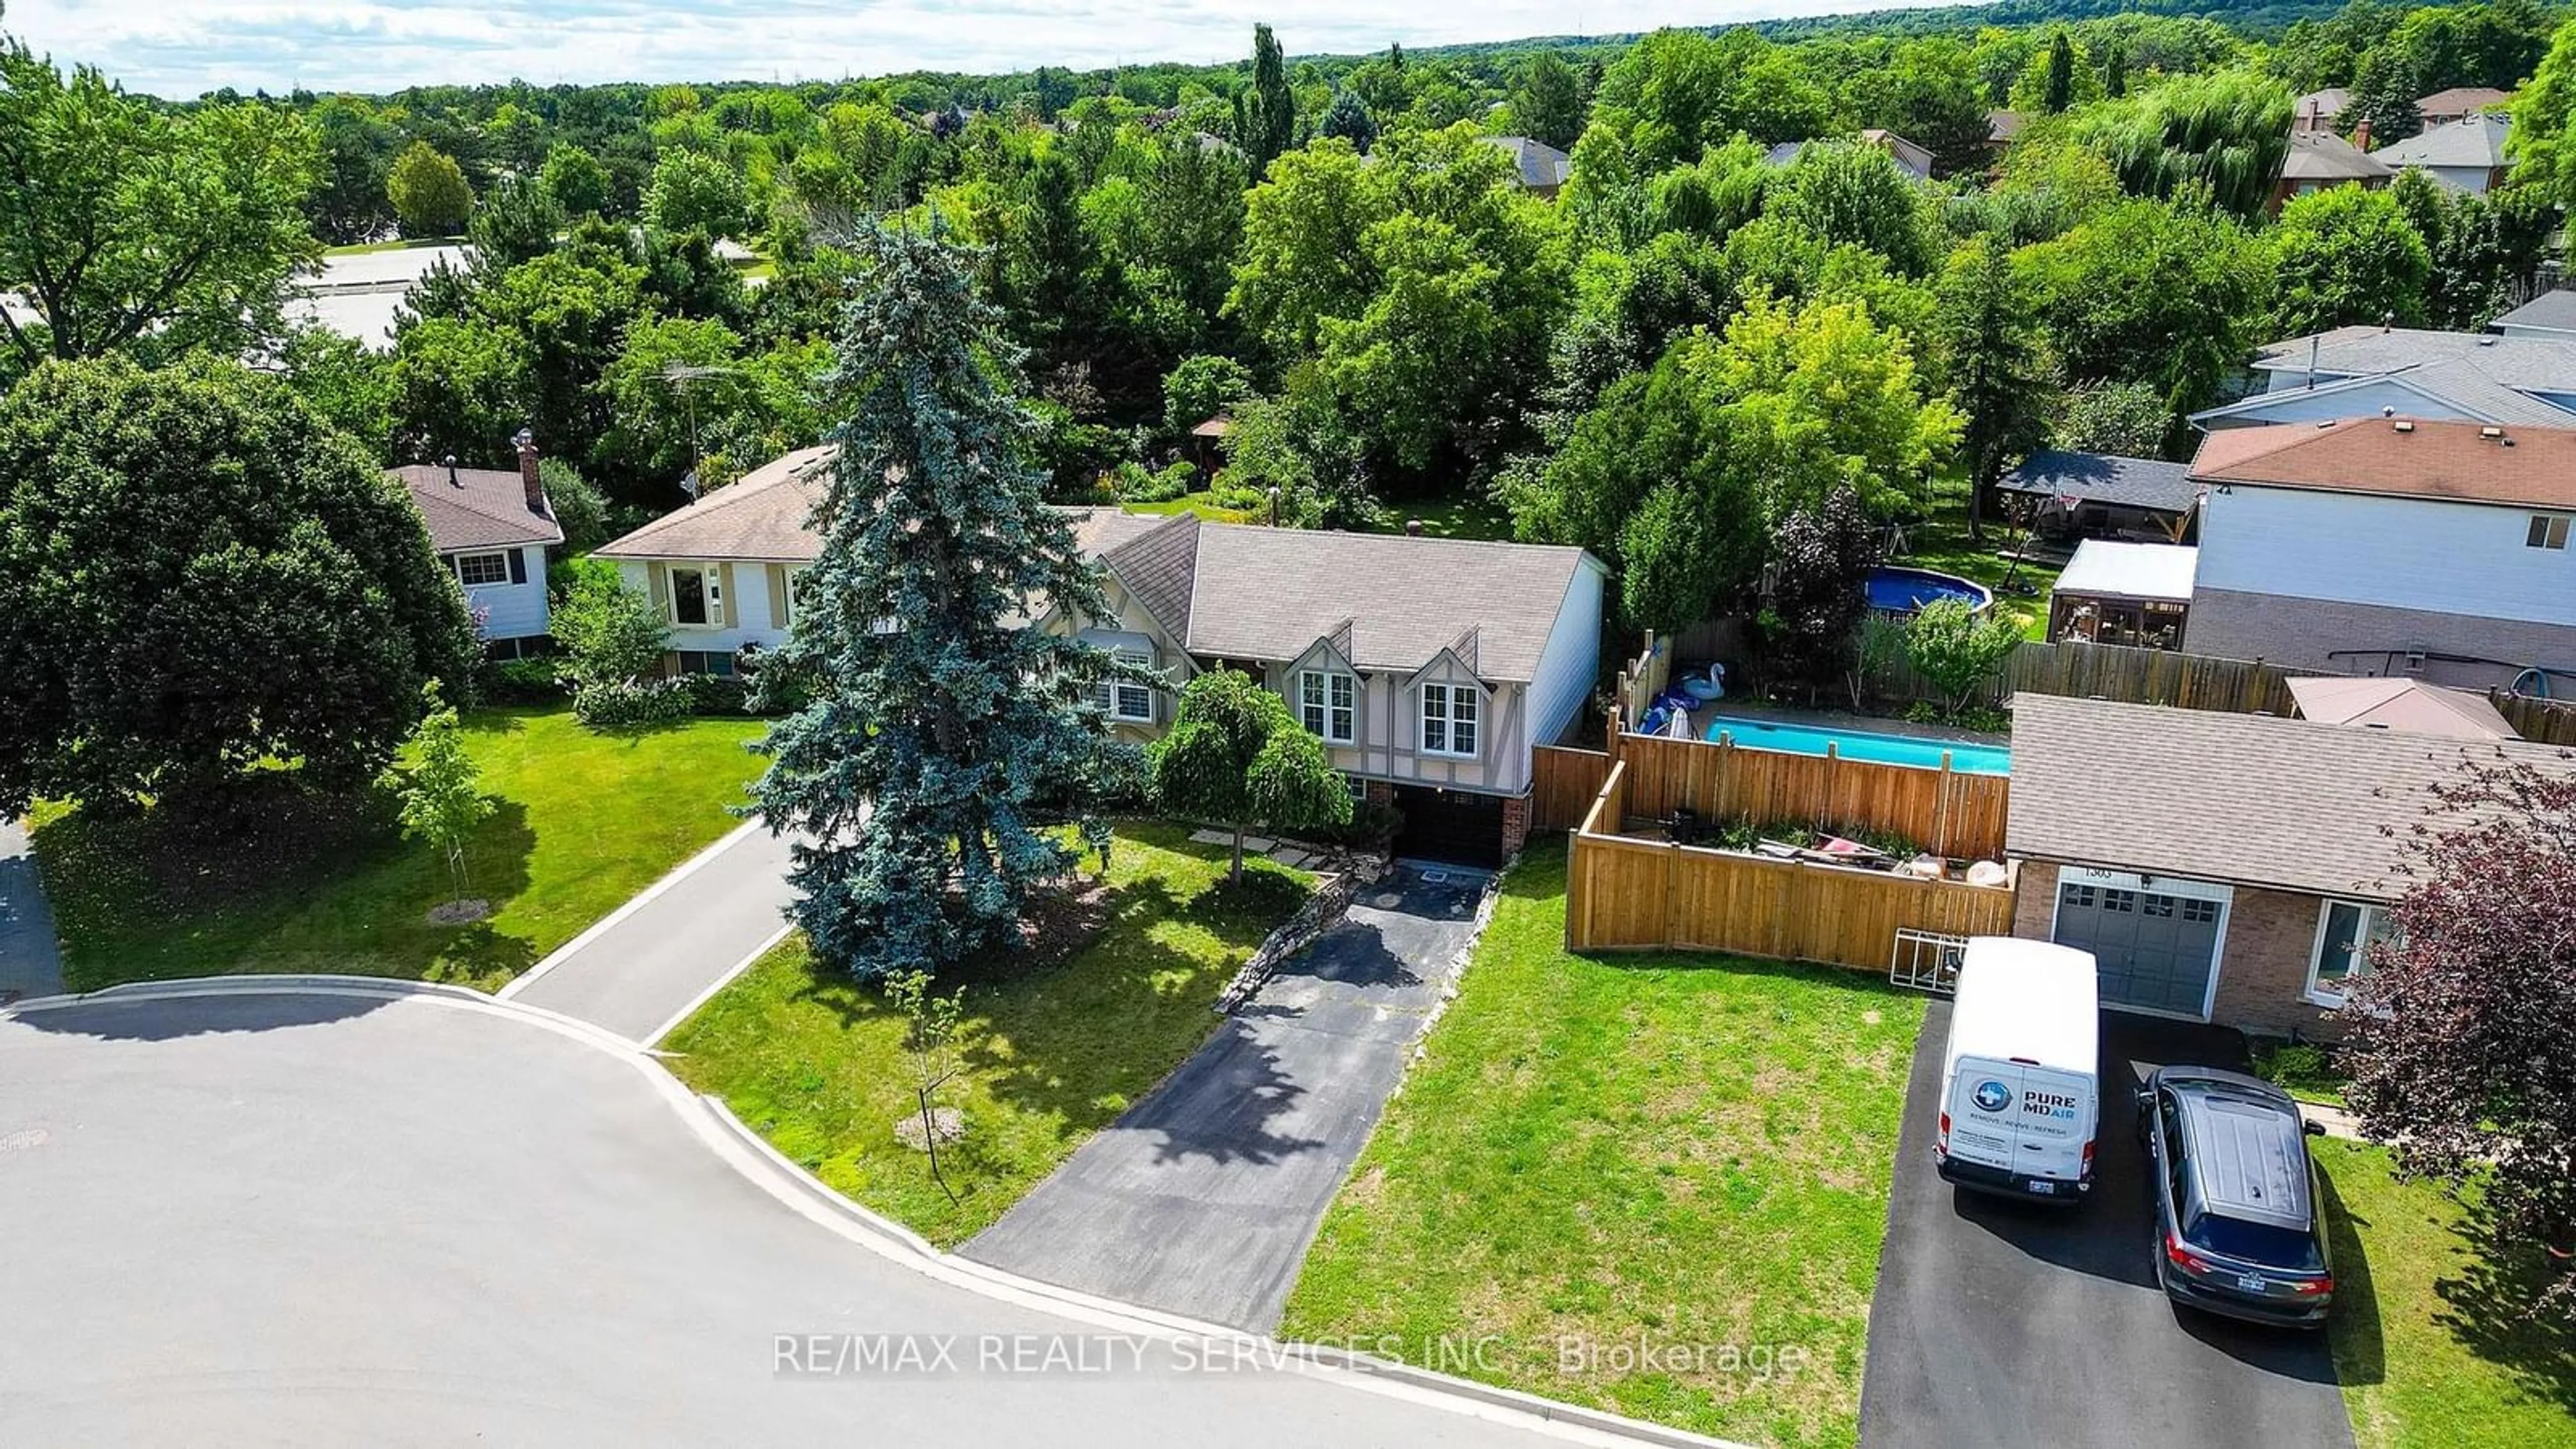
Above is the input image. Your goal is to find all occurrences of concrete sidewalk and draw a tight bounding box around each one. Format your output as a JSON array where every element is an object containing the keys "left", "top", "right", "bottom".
[
  {"left": 963, "top": 864, "right": 1491, "bottom": 1332},
  {"left": 0, "top": 820, "right": 66, "bottom": 1004},
  {"left": 502, "top": 822, "right": 798, "bottom": 1043}
]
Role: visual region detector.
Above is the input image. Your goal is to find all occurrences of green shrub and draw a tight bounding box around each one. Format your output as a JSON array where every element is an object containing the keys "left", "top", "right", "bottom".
[
  {"left": 1115, "top": 459, "right": 1197, "bottom": 504},
  {"left": 481, "top": 656, "right": 566, "bottom": 704},
  {"left": 572, "top": 678, "right": 693, "bottom": 729}
]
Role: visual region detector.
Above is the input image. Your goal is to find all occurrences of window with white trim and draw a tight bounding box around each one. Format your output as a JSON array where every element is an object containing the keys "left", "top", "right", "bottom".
[
  {"left": 456, "top": 551, "right": 511, "bottom": 587},
  {"left": 1419, "top": 682, "right": 1479, "bottom": 757},
  {"left": 669, "top": 564, "right": 722, "bottom": 628},
  {"left": 2528, "top": 513, "right": 2571, "bottom": 550},
  {"left": 2308, "top": 899, "right": 2396, "bottom": 1004},
  {"left": 1299, "top": 669, "right": 1357, "bottom": 744},
  {"left": 1099, "top": 649, "right": 1155, "bottom": 722}
]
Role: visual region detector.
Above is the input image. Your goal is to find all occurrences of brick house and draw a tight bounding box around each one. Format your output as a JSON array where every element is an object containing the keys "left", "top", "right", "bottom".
[
  {"left": 592, "top": 445, "right": 1609, "bottom": 867},
  {"left": 2005, "top": 694, "right": 2572, "bottom": 1038}
]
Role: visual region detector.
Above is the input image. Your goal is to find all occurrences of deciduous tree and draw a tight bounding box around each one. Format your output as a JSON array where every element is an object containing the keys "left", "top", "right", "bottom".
[
  {"left": 384, "top": 683, "right": 495, "bottom": 900},
  {"left": 0, "top": 357, "right": 476, "bottom": 814},
  {"left": 1150, "top": 670, "right": 1352, "bottom": 883},
  {"left": 388, "top": 140, "right": 474, "bottom": 236}
]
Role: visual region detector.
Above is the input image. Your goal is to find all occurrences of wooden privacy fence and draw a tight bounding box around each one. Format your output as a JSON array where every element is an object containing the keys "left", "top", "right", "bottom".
[
  {"left": 1613, "top": 630, "right": 1672, "bottom": 730},
  {"left": 1531, "top": 744, "right": 1613, "bottom": 832},
  {"left": 1565, "top": 761, "right": 2021, "bottom": 965},
  {"left": 1611, "top": 729, "right": 2009, "bottom": 861}
]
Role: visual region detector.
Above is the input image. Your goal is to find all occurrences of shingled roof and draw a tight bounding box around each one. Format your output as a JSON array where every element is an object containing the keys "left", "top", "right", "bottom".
[
  {"left": 2187, "top": 415, "right": 2576, "bottom": 511},
  {"left": 1998, "top": 450, "right": 2198, "bottom": 514},
  {"left": 592, "top": 445, "right": 833, "bottom": 562},
  {"left": 2007, "top": 694, "right": 2568, "bottom": 900},
  {"left": 390, "top": 462, "right": 563, "bottom": 553}
]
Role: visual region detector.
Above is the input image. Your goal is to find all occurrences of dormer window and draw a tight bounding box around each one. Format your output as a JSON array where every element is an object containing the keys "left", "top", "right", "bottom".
[
  {"left": 1299, "top": 669, "right": 1356, "bottom": 744},
  {"left": 1420, "top": 682, "right": 1479, "bottom": 758}
]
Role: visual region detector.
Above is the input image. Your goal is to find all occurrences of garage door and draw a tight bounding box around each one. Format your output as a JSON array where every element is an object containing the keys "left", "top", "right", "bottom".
[
  {"left": 2051, "top": 879, "right": 2226, "bottom": 1018},
  {"left": 1391, "top": 786, "right": 1506, "bottom": 868}
]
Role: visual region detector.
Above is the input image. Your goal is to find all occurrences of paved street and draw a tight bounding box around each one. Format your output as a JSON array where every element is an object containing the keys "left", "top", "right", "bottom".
[
  {"left": 965, "top": 866, "right": 1489, "bottom": 1332},
  {"left": 0, "top": 819, "right": 65, "bottom": 1003},
  {"left": 505, "top": 822, "right": 798, "bottom": 1043},
  {"left": 0, "top": 985, "right": 1595, "bottom": 1448},
  {"left": 1858, "top": 1003, "right": 2353, "bottom": 1449}
]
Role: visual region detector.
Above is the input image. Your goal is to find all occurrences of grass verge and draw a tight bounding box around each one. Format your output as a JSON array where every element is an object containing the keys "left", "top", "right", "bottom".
[
  {"left": 662, "top": 821, "right": 1310, "bottom": 1246},
  {"left": 2317, "top": 1138, "right": 2576, "bottom": 1449},
  {"left": 1279, "top": 839, "right": 1923, "bottom": 1449},
  {"left": 30, "top": 706, "right": 765, "bottom": 994}
]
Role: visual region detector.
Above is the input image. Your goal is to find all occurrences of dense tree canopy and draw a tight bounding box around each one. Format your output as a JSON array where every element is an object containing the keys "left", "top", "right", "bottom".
[{"left": 0, "top": 357, "right": 475, "bottom": 813}]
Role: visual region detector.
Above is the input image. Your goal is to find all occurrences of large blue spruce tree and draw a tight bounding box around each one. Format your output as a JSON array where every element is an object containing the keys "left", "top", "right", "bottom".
[{"left": 751, "top": 221, "right": 1130, "bottom": 980}]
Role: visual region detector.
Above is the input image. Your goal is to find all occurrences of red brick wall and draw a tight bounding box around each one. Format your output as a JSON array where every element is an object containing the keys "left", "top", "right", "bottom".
[{"left": 1501, "top": 794, "right": 1531, "bottom": 859}]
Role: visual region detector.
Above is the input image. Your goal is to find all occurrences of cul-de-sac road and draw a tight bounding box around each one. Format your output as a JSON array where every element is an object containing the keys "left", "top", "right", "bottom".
[{"left": 0, "top": 985, "right": 1647, "bottom": 1448}]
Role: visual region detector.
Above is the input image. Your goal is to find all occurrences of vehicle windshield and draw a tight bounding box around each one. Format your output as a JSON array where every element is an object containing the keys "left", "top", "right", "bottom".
[{"left": 2184, "top": 1211, "right": 2324, "bottom": 1272}]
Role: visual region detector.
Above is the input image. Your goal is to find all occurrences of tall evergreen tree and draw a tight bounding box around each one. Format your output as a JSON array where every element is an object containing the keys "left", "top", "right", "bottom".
[
  {"left": 2041, "top": 31, "right": 2078, "bottom": 113},
  {"left": 1320, "top": 89, "right": 1378, "bottom": 153},
  {"left": 1245, "top": 23, "right": 1297, "bottom": 176},
  {"left": 750, "top": 222, "right": 1133, "bottom": 981}
]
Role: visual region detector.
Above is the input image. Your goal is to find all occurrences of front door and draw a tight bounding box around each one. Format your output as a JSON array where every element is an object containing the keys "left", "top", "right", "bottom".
[{"left": 2049, "top": 874, "right": 2229, "bottom": 1018}]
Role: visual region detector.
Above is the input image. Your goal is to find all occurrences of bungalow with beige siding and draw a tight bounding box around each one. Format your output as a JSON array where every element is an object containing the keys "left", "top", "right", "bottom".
[
  {"left": 390, "top": 435, "right": 563, "bottom": 657},
  {"left": 592, "top": 445, "right": 1609, "bottom": 866}
]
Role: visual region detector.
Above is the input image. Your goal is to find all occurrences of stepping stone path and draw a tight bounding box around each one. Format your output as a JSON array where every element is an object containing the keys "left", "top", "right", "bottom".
[
  {"left": 1187, "top": 829, "right": 1231, "bottom": 845},
  {"left": 1269, "top": 849, "right": 1310, "bottom": 868}
]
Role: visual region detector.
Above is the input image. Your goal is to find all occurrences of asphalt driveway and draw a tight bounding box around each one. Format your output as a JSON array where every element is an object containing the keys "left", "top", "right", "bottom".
[
  {"left": 963, "top": 865, "right": 1489, "bottom": 1333},
  {"left": 0, "top": 985, "right": 1573, "bottom": 1447},
  {"left": 1859, "top": 1004, "right": 2354, "bottom": 1448}
]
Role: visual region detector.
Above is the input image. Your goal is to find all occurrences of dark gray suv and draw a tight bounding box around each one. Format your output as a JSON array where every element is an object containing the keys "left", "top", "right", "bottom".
[{"left": 2135, "top": 1066, "right": 2335, "bottom": 1328}]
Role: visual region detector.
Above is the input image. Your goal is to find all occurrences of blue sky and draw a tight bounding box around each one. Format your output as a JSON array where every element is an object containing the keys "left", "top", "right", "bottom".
[{"left": 5, "top": 1, "right": 1957, "bottom": 99}]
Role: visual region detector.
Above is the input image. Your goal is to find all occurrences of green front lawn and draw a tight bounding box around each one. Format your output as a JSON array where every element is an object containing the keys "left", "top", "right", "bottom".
[
  {"left": 1281, "top": 840, "right": 1923, "bottom": 1449},
  {"left": 31, "top": 707, "right": 766, "bottom": 994},
  {"left": 2318, "top": 1139, "right": 2576, "bottom": 1449},
  {"left": 1124, "top": 490, "right": 1256, "bottom": 524},
  {"left": 663, "top": 822, "right": 1310, "bottom": 1246}
]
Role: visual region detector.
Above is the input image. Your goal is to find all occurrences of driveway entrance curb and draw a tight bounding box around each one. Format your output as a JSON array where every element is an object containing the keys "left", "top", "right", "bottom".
[{"left": 6, "top": 974, "right": 1744, "bottom": 1449}]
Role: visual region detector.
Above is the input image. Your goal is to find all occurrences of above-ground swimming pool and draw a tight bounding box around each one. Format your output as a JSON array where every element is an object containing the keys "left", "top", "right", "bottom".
[
  {"left": 1701, "top": 714, "right": 2010, "bottom": 774},
  {"left": 1865, "top": 565, "right": 1994, "bottom": 616}
]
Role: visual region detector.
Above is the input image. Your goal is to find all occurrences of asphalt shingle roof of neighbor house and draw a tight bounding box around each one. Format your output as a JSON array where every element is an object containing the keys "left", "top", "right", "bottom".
[
  {"left": 2292, "top": 87, "right": 2351, "bottom": 128},
  {"left": 2492, "top": 288, "right": 2576, "bottom": 335},
  {"left": 2192, "top": 357, "right": 2576, "bottom": 429},
  {"left": 592, "top": 444, "right": 835, "bottom": 562},
  {"left": 2285, "top": 676, "right": 2518, "bottom": 739},
  {"left": 1997, "top": 450, "right": 2199, "bottom": 514},
  {"left": 389, "top": 462, "right": 564, "bottom": 552},
  {"left": 2413, "top": 86, "right": 2514, "bottom": 118},
  {"left": 2375, "top": 112, "right": 2511, "bottom": 169},
  {"left": 2006, "top": 694, "right": 2569, "bottom": 900},
  {"left": 2188, "top": 415, "right": 2576, "bottom": 510},
  {"left": 2249, "top": 325, "right": 2576, "bottom": 393},
  {"left": 1479, "top": 135, "right": 1570, "bottom": 190},
  {"left": 2279, "top": 129, "right": 2394, "bottom": 182}
]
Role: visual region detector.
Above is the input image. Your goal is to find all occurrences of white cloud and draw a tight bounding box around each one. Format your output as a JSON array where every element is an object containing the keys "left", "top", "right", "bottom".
[{"left": 4, "top": 0, "right": 1949, "bottom": 97}]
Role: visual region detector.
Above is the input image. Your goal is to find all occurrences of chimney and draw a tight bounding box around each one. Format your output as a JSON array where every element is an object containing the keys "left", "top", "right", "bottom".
[
  {"left": 2354, "top": 117, "right": 2372, "bottom": 151},
  {"left": 442, "top": 454, "right": 460, "bottom": 488},
  {"left": 514, "top": 427, "right": 545, "bottom": 516}
]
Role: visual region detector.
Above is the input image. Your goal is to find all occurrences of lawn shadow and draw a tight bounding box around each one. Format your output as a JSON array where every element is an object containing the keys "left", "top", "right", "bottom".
[
  {"left": 2316, "top": 1158, "right": 2386, "bottom": 1389},
  {"left": 2432, "top": 1192, "right": 2576, "bottom": 1413}
]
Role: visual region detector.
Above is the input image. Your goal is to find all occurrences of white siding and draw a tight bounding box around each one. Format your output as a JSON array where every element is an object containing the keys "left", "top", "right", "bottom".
[
  {"left": 619, "top": 558, "right": 791, "bottom": 656},
  {"left": 1526, "top": 561, "right": 1607, "bottom": 748},
  {"left": 2197, "top": 486, "right": 2576, "bottom": 627},
  {"left": 453, "top": 545, "right": 550, "bottom": 641}
]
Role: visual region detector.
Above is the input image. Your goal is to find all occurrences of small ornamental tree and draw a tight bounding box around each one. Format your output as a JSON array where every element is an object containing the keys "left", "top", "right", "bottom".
[
  {"left": 2345, "top": 759, "right": 2576, "bottom": 1316},
  {"left": 885, "top": 967, "right": 969, "bottom": 1203},
  {"left": 1150, "top": 669, "right": 1352, "bottom": 883},
  {"left": 384, "top": 683, "right": 494, "bottom": 901},
  {"left": 1758, "top": 488, "right": 1883, "bottom": 694},
  {"left": 750, "top": 220, "right": 1136, "bottom": 981},
  {"left": 1901, "top": 596, "right": 2020, "bottom": 719}
]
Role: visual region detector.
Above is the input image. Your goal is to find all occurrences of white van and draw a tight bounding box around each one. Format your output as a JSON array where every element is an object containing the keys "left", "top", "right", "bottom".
[{"left": 1935, "top": 937, "right": 2101, "bottom": 1203}]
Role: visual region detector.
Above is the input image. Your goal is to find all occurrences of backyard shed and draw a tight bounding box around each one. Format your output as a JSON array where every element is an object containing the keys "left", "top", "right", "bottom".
[{"left": 2047, "top": 541, "right": 2197, "bottom": 650}]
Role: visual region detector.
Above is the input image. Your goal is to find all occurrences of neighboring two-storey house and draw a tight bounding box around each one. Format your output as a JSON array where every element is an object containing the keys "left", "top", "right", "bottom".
[
  {"left": 592, "top": 445, "right": 1610, "bottom": 866},
  {"left": 390, "top": 433, "right": 563, "bottom": 657},
  {"left": 2192, "top": 325, "right": 2576, "bottom": 431},
  {"left": 2184, "top": 416, "right": 2576, "bottom": 690}
]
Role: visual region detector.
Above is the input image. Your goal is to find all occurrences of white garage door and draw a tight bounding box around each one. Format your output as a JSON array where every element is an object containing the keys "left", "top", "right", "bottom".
[{"left": 2049, "top": 871, "right": 2230, "bottom": 1018}]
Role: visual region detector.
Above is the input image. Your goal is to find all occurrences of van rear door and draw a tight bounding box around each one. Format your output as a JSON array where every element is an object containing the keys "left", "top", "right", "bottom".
[{"left": 1947, "top": 1057, "right": 2095, "bottom": 1189}]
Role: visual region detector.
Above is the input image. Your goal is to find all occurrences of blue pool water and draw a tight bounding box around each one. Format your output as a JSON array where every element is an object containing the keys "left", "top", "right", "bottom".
[
  {"left": 1865, "top": 565, "right": 1994, "bottom": 616},
  {"left": 1699, "top": 714, "right": 2011, "bottom": 775}
]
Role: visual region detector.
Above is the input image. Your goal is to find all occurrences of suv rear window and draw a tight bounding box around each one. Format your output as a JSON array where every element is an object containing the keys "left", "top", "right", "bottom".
[{"left": 2185, "top": 1210, "right": 2324, "bottom": 1271}]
